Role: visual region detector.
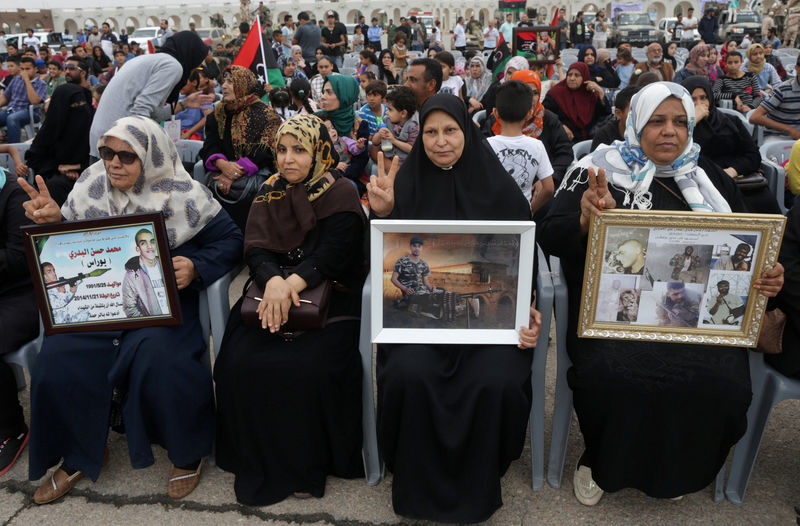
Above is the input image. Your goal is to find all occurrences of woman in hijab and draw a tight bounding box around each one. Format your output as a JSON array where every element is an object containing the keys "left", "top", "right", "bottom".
[
  {"left": 24, "top": 82, "right": 94, "bottom": 206},
  {"left": 662, "top": 41, "right": 678, "bottom": 70},
  {"left": 480, "top": 55, "right": 529, "bottom": 117},
  {"left": 673, "top": 43, "right": 711, "bottom": 83},
  {"left": 465, "top": 55, "right": 492, "bottom": 112},
  {"left": 200, "top": 66, "right": 283, "bottom": 230},
  {"left": 279, "top": 55, "right": 308, "bottom": 86},
  {"left": 743, "top": 43, "right": 781, "bottom": 94},
  {"left": 89, "top": 31, "right": 211, "bottom": 161},
  {"left": 543, "top": 62, "right": 610, "bottom": 143},
  {"left": 719, "top": 39, "right": 738, "bottom": 74},
  {"left": 540, "top": 82, "right": 784, "bottom": 506},
  {"left": 682, "top": 75, "right": 781, "bottom": 214},
  {"left": 707, "top": 46, "right": 724, "bottom": 81},
  {"left": 483, "top": 70, "right": 573, "bottom": 188},
  {"left": 366, "top": 94, "right": 543, "bottom": 522},
  {"left": 317, "top": 74, "right": 370, "bottom": 190},
  {"left": 19, "top": 116, "right": 243, "bottom": 505},
  {"left": 290, "top": 45, "right": 311, "bottom": 77},
  {"left": 215, "top": 114, "right": 367, "bottom": 506},
  {"left": 377, "top": 49, "right": 399, "bottom": 85},
  {"left": 578, "top": 44, "right": 619, "bottom": 88}
]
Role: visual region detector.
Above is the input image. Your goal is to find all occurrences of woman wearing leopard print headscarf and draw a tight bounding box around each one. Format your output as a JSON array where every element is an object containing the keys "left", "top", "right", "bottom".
[{"left": 214, "top": 114, "right": 367, "bottom": 506}]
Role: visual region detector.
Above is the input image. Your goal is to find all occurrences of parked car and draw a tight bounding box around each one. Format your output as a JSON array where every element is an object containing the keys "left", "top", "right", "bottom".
[
  {"left": 718, "top": 10, "right": 762, "bottom": 43},
  {"left": 128, "top": 26, "right": 161, "bottom": 52},
  {"left": 194, "top": 27, "right": 231, "bottom": 47},
  {"left": 609, "top": 12, "right": 658, "bottom": 47},
  {"left": 655, "top": 17, "right": 701, "bottom": 45}
]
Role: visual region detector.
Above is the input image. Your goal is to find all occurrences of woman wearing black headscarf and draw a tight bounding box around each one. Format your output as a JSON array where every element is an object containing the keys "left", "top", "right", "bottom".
[
  {"left": 681, "top": 75, "right": 781, "bottom": 214},
  {"left": 24, "top": 83, "right": 94, "bottom": 206},
  {"left": 366, "top": 94, "right": 543, "bottom": 523},
  {"left": 89, "top": 31, "right": 212, "bottom": 160}
]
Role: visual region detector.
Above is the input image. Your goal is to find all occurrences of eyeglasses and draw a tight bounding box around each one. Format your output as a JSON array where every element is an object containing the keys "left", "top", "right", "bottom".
[
  {"left": 64, "top": 63, "right": 85, "bottom": 71},
  {"left": 98, "top": 146, "right": 139, "bottom": 165}
]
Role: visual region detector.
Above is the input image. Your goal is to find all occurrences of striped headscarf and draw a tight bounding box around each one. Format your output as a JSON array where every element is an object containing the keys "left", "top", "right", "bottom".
[{"left": 565, "top": 82, "right": 731, "bottom": 213}]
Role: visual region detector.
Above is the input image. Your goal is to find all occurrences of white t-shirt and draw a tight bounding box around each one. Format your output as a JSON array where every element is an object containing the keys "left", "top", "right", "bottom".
[
  {"left": 282, "top": 25, "right": 295, "bottom": 43},
  {"left": 593, "top": 21, "right": 607, "bottom": 40},
  {"left": 439, "top": 75, "right": 464, "bottom": 97},
  {"left": 143, "top": 259, "right": 170, "bottom": 314},
  {"left": 487, "top": 135, "right": 553, "bottom": 201},
  {"left": 432, "top": 26, "right": 442, "bottom": 44},
  {"left": 454, "top": 24, "right": 467, "bottom": 47},
  {"left": 682, "top": 16, "right": 698, "bottom": 40},
  {"left": 483, "top": 27, "right": 499, "bottom": 48}
]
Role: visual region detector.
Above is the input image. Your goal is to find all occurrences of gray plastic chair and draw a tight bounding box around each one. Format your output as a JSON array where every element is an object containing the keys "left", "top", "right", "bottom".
[
  {"left": 340, "top": 67, "right": 358, "bottom": 77},
  {"left": 545, "top": 256, "right": 725, "bottom": 500},
  {"left": 572, "top": 140, "right": 592, "bottom": 161},
  {"left": 358, "top": 271, "right": 384, "bottom": 485},
  {"left": 725, "top": 351, "right": 800, "bottom": 505},
  {"left": 472, "top": 109, "right": 486, "bottom": 127},
  {"left": 759, "top": 159, "right": 788, "bottom": 215},
  {"left": 3, "top": 317, "right": 44, "bottom": 390},
  {"left": 0, "top": 142, "right": 33, "bottom": 182},
  {"left": 176, "top": 139, "right": 204, "bottom": 164}
]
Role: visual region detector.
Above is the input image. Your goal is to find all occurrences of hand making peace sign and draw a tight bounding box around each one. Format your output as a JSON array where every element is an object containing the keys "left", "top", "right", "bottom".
[
  {"left": 366, "top": 152, "right": 400, "bottom": 218},
  {"left": 579, "top": 167, "right": 616, "bottom": 235},
  {"left": 17, "top": 175, "right": 62, "bottom": 224}
]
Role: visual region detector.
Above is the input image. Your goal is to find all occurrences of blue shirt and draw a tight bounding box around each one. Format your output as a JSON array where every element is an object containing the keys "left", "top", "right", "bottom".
[
  {"left": 367, "top": 25, "right": 382, "bottom": 42},
  {"left": 357, "top": 103, "right": 388, "bottom": 135},
  {"left": 4, "top": 76, "right": 47, "bottom": 115}
]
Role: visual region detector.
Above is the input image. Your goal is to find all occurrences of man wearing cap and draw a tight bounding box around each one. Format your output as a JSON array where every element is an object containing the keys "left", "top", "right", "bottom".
[
  {"left": 706, "top": 280, "right": 745, "bottom": 325},
  {"left": 322, "top": 11, "right": 347, "bottom": 68},
  {"left": 392, "top": 236, "right": 434, "bottom": 312}
]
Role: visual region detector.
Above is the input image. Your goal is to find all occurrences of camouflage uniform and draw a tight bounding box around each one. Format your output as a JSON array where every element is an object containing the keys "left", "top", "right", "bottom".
[{"left": 394, "top": 255, "right": 430, "bottom": 295}]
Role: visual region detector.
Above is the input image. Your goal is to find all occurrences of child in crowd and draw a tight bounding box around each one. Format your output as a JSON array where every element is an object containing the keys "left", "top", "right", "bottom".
[
  {"left": 434, "top": 51, "right": 465, "bottom": 100},
  {"left": 176, "top": 72, "right": 214, "bottom": 140},
  {"left": 91, "top": 84, "right": 105, "bottom": 108},
  {"left": 0, "top": 56, "right": 19, "bottom": 92},
  {"left": 268, "top": 87, "right": 295, "bottom": 120},
  {"left": 357, "top": 80, "right": 389, "bottom": 135},
  {"left": 615, "top": 46, "right": 635, "bottom": 89},
  {"left": 713, "top": 51, "right": 761, "bottom": 114},
  {"left": 359, "top": 50, "right": 379, "bottom": 78},
  {"left": 322, "top": 117, "right": 367, "bottom": 171},
  {"left": 357, "top": 71, "right": 376, "bottom": 106},
  {"left": 370, "top": 85, "right": 418, "bottom": 167},
  {"left": 352, "top": 26, "right": 365, "bottom": 53},
  {"left": 488, "top": 80, "right": 554, "bottom": 215},
  {"left": 392, "top": 33, "right": 409, "bottom": 81},
  {"left": 288, "top": 78, "right": 317, "bottom": 115}
]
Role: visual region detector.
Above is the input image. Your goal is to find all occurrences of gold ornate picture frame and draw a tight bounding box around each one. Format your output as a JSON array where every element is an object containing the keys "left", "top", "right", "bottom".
[{"left": 579, "top": 209, "right": 786, "bottom": 347}]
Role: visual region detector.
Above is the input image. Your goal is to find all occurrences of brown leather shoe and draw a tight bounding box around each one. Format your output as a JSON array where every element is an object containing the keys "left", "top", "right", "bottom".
[
  {"left": 167, "top": 460, "right": 202, "bottom": 499},
  {"left": 33, "top": 469, "right": 84, "bottom": 504}
]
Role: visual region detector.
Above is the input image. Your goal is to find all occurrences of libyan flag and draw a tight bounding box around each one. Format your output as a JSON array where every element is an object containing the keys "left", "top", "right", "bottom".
[
  {"left": 487, "top": 34, "right": 512, "bottom": 81},
  {"left": 232, "top": 17, "right": 284, "bottom": 87},
  {"left": 499, "top": 0, "right": 526, "bottom": 12}
]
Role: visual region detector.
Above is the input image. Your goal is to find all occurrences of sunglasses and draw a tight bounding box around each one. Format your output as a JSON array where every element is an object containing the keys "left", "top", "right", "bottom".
[
  {"left": 64, "top": 63, "right": 85, "bottom": 71},
  {"left": 98, "top": 146, "right": 139, "bottom": 165}
]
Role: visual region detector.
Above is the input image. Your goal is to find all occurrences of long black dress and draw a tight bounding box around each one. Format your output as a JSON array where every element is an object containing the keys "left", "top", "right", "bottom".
[
  {"left": 539, "top": 158, "right": 752, "bottom": 498},
  {"left": 214, "top": 210, "right": 366, "bottom": 506},
  {"left": 377, "top": 94, "right": 535, "bottom": 523}
]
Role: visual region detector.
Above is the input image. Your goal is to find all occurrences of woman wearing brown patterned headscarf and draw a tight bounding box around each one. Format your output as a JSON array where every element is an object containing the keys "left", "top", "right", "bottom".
[
  {"left": 214, "top": 114, "right": 367, "bottom": 506},
  {"left": 199, "top": 65, "right": 282, "bottom": 229}
]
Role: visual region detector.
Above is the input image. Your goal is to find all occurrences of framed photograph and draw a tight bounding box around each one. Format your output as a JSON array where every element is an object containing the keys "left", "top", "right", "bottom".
[
  {"left": 22, "top": 213, "right": 182, "bottom": 335},
  {"left": 370, "top": 220, "right": 536, "bottom": 345},
  {"left": 579, "top": 209, "right": 786, "bottom": 347},
  {"left": 512, "top": 26, "right": 559, "bottom": 64}
]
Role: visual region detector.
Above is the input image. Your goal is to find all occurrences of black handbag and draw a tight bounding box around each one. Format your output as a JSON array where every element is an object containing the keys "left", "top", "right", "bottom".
[
  {"left": 734, "top": 170, "right": 769, "bottom": 192},
  {"left": 205, "top": 167, "right": 269, "bottom": 205},
  {"left": 240, "top": 271, "right": 332, "bottom": 333}
]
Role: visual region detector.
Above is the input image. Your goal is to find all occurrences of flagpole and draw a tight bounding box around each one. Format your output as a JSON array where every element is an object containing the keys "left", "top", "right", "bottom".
[{"left": 254, "top": 16, "right": 269, "bottom": 85}]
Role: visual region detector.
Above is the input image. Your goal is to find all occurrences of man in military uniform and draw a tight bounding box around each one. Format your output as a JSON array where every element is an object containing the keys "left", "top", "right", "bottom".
[{"left": 391, "top": 236, "right": 434, "bottom": 312}]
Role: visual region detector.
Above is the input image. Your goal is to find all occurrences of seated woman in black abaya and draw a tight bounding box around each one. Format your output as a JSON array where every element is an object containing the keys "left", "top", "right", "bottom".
[
  {"left": 542, "top": 62, "right": 610, "bottom": 143},
  {"left": 366, "top": 93, "right": 543, "bottom": 523},
  {"left": 214, "top": 114, "right": 367, "bottom": 505},
  {"left": 680, "top": 75, "right": 782, "bottom": 215},
  {"left": 540, "top": 82, "right": 784, "bottom": 506},
  {"left": 19, "top": 116, "right": 242, "bottom": 505}
]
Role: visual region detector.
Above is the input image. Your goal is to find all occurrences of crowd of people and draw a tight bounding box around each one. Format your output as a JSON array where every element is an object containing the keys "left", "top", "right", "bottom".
[{"left": 0, "top": 4, "right": 799, "bottom": 524}]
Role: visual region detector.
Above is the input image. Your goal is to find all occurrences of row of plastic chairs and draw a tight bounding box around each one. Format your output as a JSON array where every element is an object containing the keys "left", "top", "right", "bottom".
[
  {"left": 0, "top": 104, "right": 44, "bottom": 143},
  {"left": 544, "top": 254, "right": 800, "bottom": 505}
]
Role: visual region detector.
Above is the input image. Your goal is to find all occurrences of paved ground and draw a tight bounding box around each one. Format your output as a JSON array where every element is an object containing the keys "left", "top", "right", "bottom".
[{"left": 2, "top": 272, "right": 798, "bottom": 525}]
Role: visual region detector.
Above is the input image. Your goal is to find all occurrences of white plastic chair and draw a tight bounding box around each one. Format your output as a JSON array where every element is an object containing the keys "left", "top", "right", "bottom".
[
  {"left": 572, "top": 139, "right": 592, "bottom": 161},
  {"left": 340, "top": 67, "right": 358, "bottom": 77},
  {"left": 3, "top": 318, "right": 44, "bottom": 390},
  {"left": 719, "top": 107, "right": 755, "bottom": 138},
  {"left": 175, "top": 139, "right": 204, "bottom": 165},
  {"left": 472, "top": 109, "right": 486, "bottom": 127}
]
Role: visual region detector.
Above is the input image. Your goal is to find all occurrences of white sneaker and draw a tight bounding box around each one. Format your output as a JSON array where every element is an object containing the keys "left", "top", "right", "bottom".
[{"left": 573, "top": 465, "right": 604, "bottom": 506}]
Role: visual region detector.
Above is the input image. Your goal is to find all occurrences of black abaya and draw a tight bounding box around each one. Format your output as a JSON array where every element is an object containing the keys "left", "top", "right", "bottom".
[
  {"left": 539, "top": 158, "right": 752, "bottom": 497},
  {"left": 214, "top": 211, "right": 366, "bottom": 505},
  {"left": 378, "top": 94, "right": 535, "bottom": 522}
]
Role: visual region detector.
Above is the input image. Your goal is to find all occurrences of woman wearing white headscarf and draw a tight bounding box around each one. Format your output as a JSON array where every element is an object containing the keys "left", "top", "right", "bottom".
[
  {"left": 479, "top": 56, "right": 529, "bottom": 116},
  {"left": 540, "top": 82, "right": 784, "bottom": 506},
  {"left": 464, "top": 55, "right": 492, "bottom": 113},
  {"left": 19, "top": 116, "right": 243, "bottom": 504}
]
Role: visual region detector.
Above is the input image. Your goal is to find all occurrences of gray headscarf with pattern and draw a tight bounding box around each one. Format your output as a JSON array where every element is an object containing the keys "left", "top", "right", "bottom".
[{"left": 62, "top": 116, "right": 221, "bottom": 248}]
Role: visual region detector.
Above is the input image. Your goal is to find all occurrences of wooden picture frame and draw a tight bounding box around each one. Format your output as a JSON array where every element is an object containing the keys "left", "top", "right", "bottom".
[
  {"left": 370, "top": 220, "right": 536, "bottom": 345},
  {"left": 22, "top": 213, "right": 182, "bottom": 335},
  {"left": 579, "top": 209, "right": 786, "bottom": 347},
  {"left": 511, "top": 26, "right": 560, "bottom": 64}
]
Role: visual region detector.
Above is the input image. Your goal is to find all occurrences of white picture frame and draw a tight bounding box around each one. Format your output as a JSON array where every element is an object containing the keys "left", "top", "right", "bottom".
[{"left": 370, "top": 220, "right": 536, "bottom": 345}]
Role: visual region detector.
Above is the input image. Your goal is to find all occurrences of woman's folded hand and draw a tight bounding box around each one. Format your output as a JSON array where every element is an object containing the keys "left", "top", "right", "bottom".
[
  {"left": 258, "top": 275, "right": 301, "bottom": 332},
  {"left": 518, "top": 305, "right": 542, "bottom": 349}
]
